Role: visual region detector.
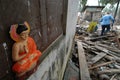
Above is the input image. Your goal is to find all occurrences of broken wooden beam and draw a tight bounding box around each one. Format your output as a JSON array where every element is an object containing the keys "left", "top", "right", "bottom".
[
  {"left": 85, "top": 35, "right": 114, "bottom": 41},
  {"left": 110, "top": 74, "right": 117, "bottom": 80},
  {"left": 89, "top": 61, "right": 115, "bottom": 70},
  {"left": 82, "top": 40, "right": 95, "bottom": 46},
  {"left": 99, "top": 74, "right": 110, "bottom": 80},
  {"left": 91, "top": 52, "right": 106, "bottom": 64},
  {"left": 93, "top": 46, "right": 120, "bottom": 63},
  {"left": 82, "top": 41, "right": 120, "bottom": 63},
  {"left": 104, "top": 55, "right": 115, "bottom": 61},
  {"left": 77, "top": 41, "right": 91, "bottom": 80},
  {"left": 82, "top": 40, "right": 120, "bottom": 54},
  {"left": 98, "top": 69, "right": 120, "bottom": 74},
  {"left": 98, "top": 44, "right": 120, "bottom": 54}
]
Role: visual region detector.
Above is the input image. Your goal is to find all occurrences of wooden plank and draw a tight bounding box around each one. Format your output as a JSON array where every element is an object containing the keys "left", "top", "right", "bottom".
[
  {"left": 110, "top": 74, "right": 117, "bottom": 80},
  {"left": 98, "top": 44, "right": 120, "bottom": 54},
  {"left": 82, "top": 41, "right": 119, "bottom": 59},
  {"left": 77, "top": 41, "right": 91, "bottom": 80},
  {"left": 91, "top": 53, "right": 106, "bottom": 64},
  {"left": 85, "top": 35, "right": 115, "bottom": 41},
  {"left": 98, "top": 69, "right": 120, "bottom": 74},
  {"left": 83, "top": 40, "right": 120, "bottom": 54},
  {"left": 89, "top": 61, "right": 115, "bottom": 70},
  {"left": 82, "top": 42, "right": 120, "bottom": 63},
  {"left": 94, "top": 45, "right": 120, "bottom": 59}
]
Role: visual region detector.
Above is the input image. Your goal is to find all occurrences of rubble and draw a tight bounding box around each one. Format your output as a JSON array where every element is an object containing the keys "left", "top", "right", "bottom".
[{"left": 70, "top": 24, "right": 120, "bottom": 80}]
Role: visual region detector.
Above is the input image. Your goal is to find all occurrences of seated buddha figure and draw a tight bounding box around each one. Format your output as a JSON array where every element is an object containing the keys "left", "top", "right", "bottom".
[{"left": 10, "top": 22, "right": 42, "bottom": 77}]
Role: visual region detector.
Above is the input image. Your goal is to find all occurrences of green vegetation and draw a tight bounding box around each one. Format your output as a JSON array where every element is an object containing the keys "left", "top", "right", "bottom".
[
  {"left": 81, "top": 0, "right": 87, "bottom": 7},
  {"left": 99, "top": 0, "right": 118, "bottom": 6}
]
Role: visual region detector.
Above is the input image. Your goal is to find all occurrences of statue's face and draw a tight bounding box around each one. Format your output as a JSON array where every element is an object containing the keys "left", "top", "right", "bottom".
[{"left": 20, "top": 30, "right": 29, "bottom": 40}]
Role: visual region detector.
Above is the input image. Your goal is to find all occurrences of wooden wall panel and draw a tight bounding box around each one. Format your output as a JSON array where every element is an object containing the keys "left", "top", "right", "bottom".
[{"left": 0, "top": 0, "right": 64, "bottom": 79}]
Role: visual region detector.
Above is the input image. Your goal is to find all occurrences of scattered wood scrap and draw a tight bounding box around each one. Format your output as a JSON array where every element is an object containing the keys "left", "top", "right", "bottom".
[
  {"left": 98, "top": 44, "right": 120, "bottom": 54},
  {"left": 98, "top": 69, "right": 120, "bottom": 74},
  {"left": 91, "top": 52, "right": 106, "bottom": 64},
  {"left": 110, "top": 74, "right": 117, "bottom": 80},
  {"left": 89, "top": 61, "right": 115, "bottom": 70},
  {"left": 70, "top": 26, "right": 120, "bottom": 80}
]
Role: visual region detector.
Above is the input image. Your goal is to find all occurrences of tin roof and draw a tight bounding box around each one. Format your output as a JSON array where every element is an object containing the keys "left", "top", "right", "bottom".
[{"left": 81, "top": 6, "right": 105, "bottom": 12}]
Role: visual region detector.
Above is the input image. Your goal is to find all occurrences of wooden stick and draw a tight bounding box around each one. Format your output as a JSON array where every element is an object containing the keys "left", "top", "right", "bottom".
[
  {"left": 91, "top": 53, "right": 106, "bottom": 64},
  {"left": 84, "top": 35, "right": 114, "bottom": 41},
  {"left": 94, "top": 45, "right": 120, "bottom": 59},
  {"left": 89, "top": 61, "right": 115, "bottom": 70},
  {"left": 83, "top": 41, "right": 120, "bottom": 63},
  {"left": 104, "top": 55, "right": 115, "bottom": 61},
  {"left": 98, "top": 69, "right": 120, "bottom": 74},
  {"left": 83, "top": 40, "right": 120, "bottom": 57},
  {"left": 99, "top": 74, "right": 110, "bottom": 80},
  {"left": 98, "top": 44, "right": 120, "bottom": 54},
  {"left": 110, "top": 74, "right": 117, "bottom": 80}
]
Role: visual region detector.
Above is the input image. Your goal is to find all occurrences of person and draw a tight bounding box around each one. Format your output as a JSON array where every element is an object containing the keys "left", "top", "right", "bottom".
[
  {"left": 10, "top": 22, "right": 42, "bottom": 77},
  {"left": 87, "top": 21, "right": 98, "bottom": 33},
  {"left": 100, "top": 12, "right": 114, "bottom": 36}
]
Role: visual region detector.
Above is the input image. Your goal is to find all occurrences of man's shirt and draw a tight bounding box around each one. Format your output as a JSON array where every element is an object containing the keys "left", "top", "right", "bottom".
[{"left": 100, "top": 14, "right": 114, "bottom": 25}]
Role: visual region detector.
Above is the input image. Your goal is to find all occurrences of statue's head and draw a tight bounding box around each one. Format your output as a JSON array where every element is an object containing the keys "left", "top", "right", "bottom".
[
  {"left": 16, "top": 24, "right": 29, "bottom": 40},
  {"left": 9, "top": 21, "right": 30, "bottom": 42},
  {"left": 16, "top": 24, "right": 28, "bottom": 34}
]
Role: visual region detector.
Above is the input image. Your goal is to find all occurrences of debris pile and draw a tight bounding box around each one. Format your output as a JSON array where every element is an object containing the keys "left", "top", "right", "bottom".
[{"left": 71, "top": 25, "right": 120, "bottom": 80}]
